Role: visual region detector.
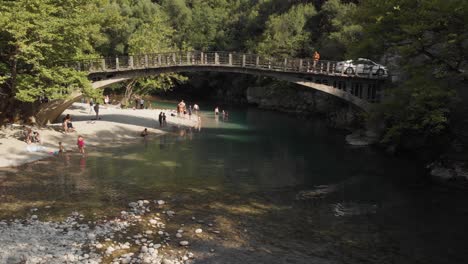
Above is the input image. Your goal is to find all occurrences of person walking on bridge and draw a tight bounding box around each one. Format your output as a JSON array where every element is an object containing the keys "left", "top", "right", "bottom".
[{"left": 312, "top": 51, "right": 320, "bottom": 71}]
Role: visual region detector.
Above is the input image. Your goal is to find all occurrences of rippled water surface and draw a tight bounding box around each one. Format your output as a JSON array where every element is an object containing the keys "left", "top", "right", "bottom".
[{"left": 1, "top": 104, "right": 468, "bottom": 264}]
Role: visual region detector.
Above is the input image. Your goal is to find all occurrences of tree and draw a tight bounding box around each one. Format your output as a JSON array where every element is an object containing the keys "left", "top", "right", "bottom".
[
  {"left": 0, "top": 0, "right": 101, "bottom": 122},
  {"left": 121, "top": 10, "right": 187, "bottom": 106},
  {"left": 256, "top": 3, "right": 317, "bottom": 57},
  {"left": 348, "top": 0, "right": 468, "bottom": 150}
]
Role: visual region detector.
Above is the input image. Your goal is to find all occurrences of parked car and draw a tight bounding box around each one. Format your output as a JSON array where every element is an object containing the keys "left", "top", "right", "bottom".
[{"left": 335, "top": 58, "right": 388, "bottom": 77}]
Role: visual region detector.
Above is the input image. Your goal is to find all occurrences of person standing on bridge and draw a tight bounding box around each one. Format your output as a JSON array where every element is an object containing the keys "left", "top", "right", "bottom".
[
  {"left": 312, "top": 51, "right": 320, "bottom": 71},
  {"left": 313, "top": 51, "right": 320, "bottom": 63}
]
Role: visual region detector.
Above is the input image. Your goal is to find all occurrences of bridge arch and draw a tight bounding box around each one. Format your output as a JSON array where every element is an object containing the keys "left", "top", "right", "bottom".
[{"left": 89, "top": 65, "right": 376, "bottom": 112}]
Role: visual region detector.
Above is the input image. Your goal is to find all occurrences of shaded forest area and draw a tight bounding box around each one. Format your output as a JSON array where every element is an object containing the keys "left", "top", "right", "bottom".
[{"left": 0, "top": 0, "right": 467, "bottom": 154}]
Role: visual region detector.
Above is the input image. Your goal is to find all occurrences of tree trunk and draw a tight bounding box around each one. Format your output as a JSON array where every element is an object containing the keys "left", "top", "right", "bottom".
[{"left": 122, "top": 79, "right": 136, "bottom": 108}]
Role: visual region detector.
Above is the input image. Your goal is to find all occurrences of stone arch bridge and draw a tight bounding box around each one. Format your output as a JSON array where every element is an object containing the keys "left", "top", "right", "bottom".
[{"left": 37, "top": 51, "right": 387, "bottom": 124}]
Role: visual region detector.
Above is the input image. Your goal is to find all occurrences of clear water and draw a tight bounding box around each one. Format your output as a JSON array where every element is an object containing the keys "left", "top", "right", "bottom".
[{"left": 1, "top": 104, "right": 468, "bottom": 264}]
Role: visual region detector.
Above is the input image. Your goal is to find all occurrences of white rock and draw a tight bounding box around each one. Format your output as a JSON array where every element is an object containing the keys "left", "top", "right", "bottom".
[
  {"left": 166, "top": 211, "right": 175, "bottom": 216},
  {"left": 176, "top": 233, "right": 182, "bottom": 238},
  {"left": 141, "top": 246, "right": 148, "bottom": 253},
  {"left": 157, "top": 200, "right": 165, "bottom": 205},
  {"left": 149, "top": 219, "right": 158, "bottom": 225},
  {"left": 106, "top": 246, "right": 115, "bottom": 255},
  {"left": 179, "top": 241, "right": 189, "bottom": 246},
  {"left": 195, "top": 229, "right": 202, "bottom": 234},
  {"left": 162, "top": 259, "right": 174, "bottom": 264}
]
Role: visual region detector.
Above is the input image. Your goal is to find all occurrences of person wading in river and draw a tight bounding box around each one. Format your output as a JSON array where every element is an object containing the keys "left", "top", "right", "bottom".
[
  {"left": 158, "top": 112, "right": 163, "bottom": 127},
  {"left": 77, "top": 135, "right": 85, "bottom": 156}
]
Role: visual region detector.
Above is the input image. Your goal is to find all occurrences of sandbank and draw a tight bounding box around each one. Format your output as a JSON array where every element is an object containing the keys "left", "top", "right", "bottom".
[{"left": 0, "top": 103, "right": 198, "bottom": 167}]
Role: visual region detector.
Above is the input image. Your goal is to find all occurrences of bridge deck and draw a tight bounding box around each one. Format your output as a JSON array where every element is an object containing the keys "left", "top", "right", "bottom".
[{"left": 64, "top": 51, "right": 387, "bottom": 80}]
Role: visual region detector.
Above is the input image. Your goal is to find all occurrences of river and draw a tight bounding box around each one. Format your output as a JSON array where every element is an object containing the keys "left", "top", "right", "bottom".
[{"left": 1, "top": 103, "right": 468, "bottom": 264}]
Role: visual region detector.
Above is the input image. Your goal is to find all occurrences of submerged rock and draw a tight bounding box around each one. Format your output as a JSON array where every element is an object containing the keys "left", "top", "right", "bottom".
[
  {"left": 332, "top": 202, "right": 377, "bottom": 217},
  {"left": 179, "top": 241, "right": 189, "bottom": 246},
  {"left": 296, "top": 185, "right": 337, "bottom": 200},
  {"left": 345, "top": 130, "right": 378, "bottom": 146}
]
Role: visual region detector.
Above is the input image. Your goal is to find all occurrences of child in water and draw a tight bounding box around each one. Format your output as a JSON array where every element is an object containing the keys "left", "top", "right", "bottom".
[
  {"left": 58, "top": 142, "right": 65, "bottom": 153},
  {"left": 77, "top": 135, "right": 85, "bottom": 155}
]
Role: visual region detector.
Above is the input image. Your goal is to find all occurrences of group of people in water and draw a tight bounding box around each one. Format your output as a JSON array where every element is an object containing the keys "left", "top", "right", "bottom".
[
  {"left": 214, "top": 106, "right": 229, "bottom": 120},
  {"left": 176, "top": 100, "right": 200, "bottom": 120}
]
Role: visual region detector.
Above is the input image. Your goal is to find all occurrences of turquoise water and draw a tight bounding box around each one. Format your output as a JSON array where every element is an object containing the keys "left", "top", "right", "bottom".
[{"left": 1, "top": 103, "right": 468, "bottom": 263}]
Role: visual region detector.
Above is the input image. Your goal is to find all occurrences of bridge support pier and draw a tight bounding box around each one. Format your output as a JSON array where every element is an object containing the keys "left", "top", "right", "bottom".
[{"left": 129, "top": 56, "right": 134, "bottom": 69}]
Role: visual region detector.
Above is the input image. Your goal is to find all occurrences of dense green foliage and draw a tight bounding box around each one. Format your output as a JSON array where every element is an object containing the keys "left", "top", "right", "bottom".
[
  {"left": 1, "top": 0, "right": 467, "bottom": 151},
  {"left": 0, "top": 0, "right": 98, "bottom": 104},
  {"left": 350, "top": 0, "right": 467, "bottom": 149}
]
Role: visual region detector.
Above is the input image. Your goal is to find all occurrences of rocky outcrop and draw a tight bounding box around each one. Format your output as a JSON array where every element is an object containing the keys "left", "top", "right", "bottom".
[
  {"left": 428, "top": 160, "right": 468, "bottom": 184},
  {"left": 246, "top": 83, "right": 362, "bottom": 129}
]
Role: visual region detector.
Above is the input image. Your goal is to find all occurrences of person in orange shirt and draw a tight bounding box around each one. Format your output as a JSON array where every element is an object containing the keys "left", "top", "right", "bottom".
[{"left": 313, "top": 51, "right": 320, "bottom": 62}]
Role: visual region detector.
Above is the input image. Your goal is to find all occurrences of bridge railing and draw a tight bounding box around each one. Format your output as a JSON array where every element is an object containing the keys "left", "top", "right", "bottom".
[{"left": 61, "top": 51, "right": 384, "bottom": 79}]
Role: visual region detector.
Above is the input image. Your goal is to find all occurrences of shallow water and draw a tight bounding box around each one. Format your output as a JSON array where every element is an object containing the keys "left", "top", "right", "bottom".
[{"left": 1, "top": 104, "right": 468, "bottom": 263}]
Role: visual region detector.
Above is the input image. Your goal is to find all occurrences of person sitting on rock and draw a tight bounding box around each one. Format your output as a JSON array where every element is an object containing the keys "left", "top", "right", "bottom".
[
  {"left": 32, "top": 131, "right": 41, "bottom": 144},
  {"left": 23, "top": 126, "right": 32, "bottom": 144}
]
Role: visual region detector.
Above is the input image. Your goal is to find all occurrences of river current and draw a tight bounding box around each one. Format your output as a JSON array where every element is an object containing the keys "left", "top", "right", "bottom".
[{"left": 1, "top": 102, "right": 468, "bottom": 264}]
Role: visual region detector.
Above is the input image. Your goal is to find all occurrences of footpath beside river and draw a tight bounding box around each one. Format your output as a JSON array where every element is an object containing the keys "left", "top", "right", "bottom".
[{"left": 0, "top": 103, "right": 197, "bottom": 168}]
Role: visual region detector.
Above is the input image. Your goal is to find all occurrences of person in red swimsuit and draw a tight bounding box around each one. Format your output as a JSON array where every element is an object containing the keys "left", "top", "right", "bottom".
[{"left": 77, "top": 135, "right": 85, "bottom": 155}]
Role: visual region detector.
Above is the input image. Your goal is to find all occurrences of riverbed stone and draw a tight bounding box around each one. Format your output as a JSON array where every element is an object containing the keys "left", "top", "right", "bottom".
[{"left": 162, "top": 259, "right": 174, "bottom": 264}]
